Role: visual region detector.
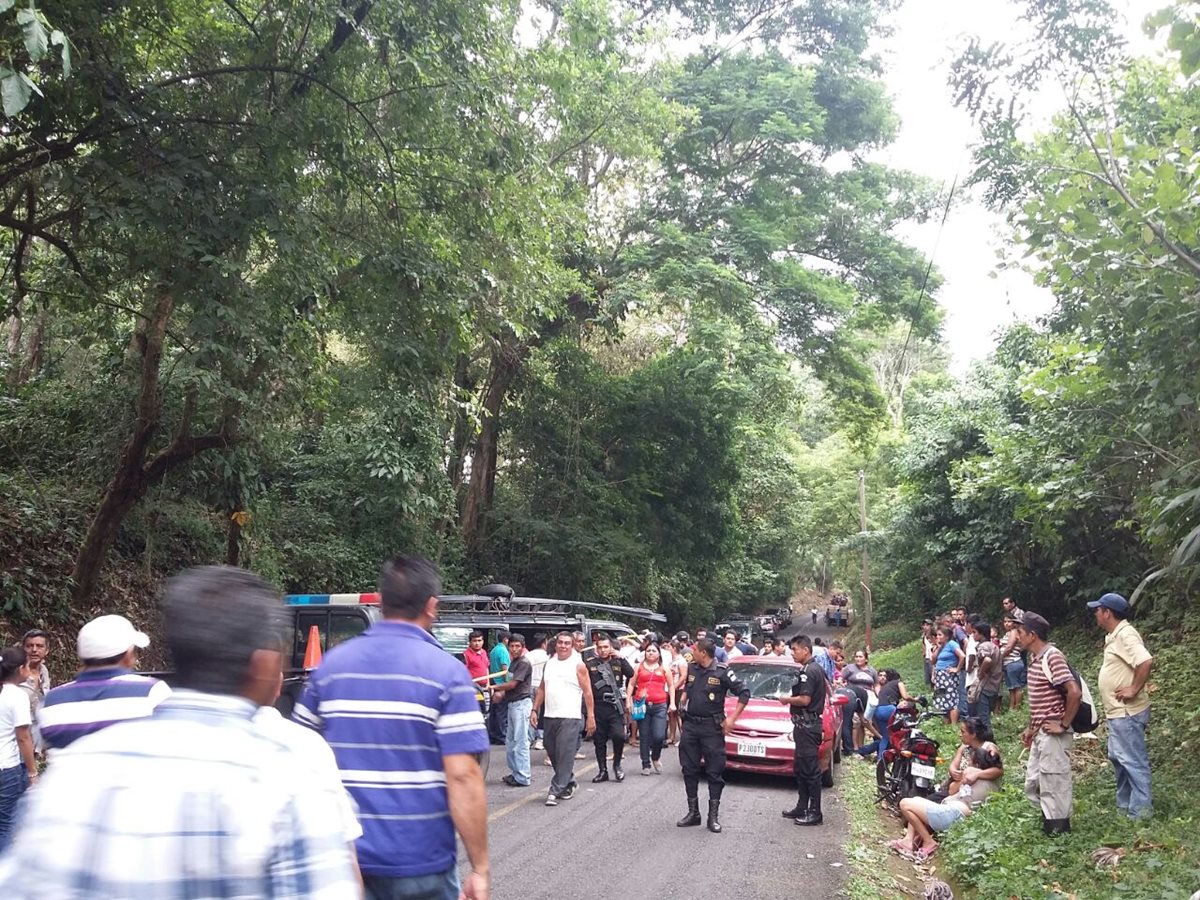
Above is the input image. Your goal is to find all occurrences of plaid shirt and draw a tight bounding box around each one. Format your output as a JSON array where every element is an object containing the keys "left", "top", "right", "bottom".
[{"left": 0, "top": 690, "right": 359, "bottom": 899}]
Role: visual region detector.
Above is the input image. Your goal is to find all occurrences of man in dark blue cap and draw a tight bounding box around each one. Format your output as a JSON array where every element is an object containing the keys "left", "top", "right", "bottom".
[{"left": 1090, "top": 592, "right": 1154, "bottom": 819}]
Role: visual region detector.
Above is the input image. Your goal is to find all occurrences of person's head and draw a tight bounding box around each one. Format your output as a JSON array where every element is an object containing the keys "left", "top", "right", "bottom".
[
  {"left": 594, "top": 634, "right": 612, "bottom": 659},
  {"left": 161, "top": 565, "right": 286, "bottom": 706},
  {"left": 921, "top": 620, "right": 933, "bottom": 635},
  {"left": 970, "top": 618, "right": 992, "bottom": 642},
  {"left": 695, "top": 628, "right": 708, "bottom": 642},
  {"left": 790, "top": 634, "right": 813, "bottom": 664},
  {"left": 1015, "top": 611, "right": 1049, "bottom": 650},
  {"left": 762, "top": 637, "right": 776, "bottom": 651},
  {"left": 1088, "top": 593, "right": 1130, "bottom": 633},
  {"left": 1002, "top": 612, "right": 1018, "bottom": 631},
  {"left": 468, "top": 631, "right": 485, "bottom": 651},
  {"left": 773, "top": 640, "right": 787, "bottom": 655},
  {"left": 507, "top": 633, "right": 526, "bottom": 658},
  {"left": 853, "top": 649, "right": 868, "bottom": 666},
  {"left": 378, "top": 554, "right": 441, "bottom": 626},
  {"left": 592, "top": 630, "right": 607, "bottom": 647},
  {"left": 674, "top": 631, "right": 689, "bottom": 647},
  {"left": 692, "top": 638, "right": 716, "bottom": 666},
  {"left": 723, "top": 631, "right": 736, "bottom": 649},
  {"left": 1, "top": 646, "right": 29, "bottom": 684},
  {"left": 644, "top": 643, "right": 661, "bottom": 665},
  {"left": 572, "top": 631, "right": 585, "bottom": 651},
  {"left": 1001, "top": 597, "right": 1016, "bottom": 612},
  {"left": 21, "top": 629, "right": 47, "bottom": 670},
  {"left": 880, "top": 668, "right": 900, "bottom": 684},
  {"left": 813, "top": 637, "right": 825, "bottom": 648},
  {"left": 496, "top": 630, "right": 511, "bottom": 646},
  {"left": 530, "top": 632, "right": 547, "bottom": 651},
  {"left": 953, "top": 606, "right": 965, "bottom": 623},
  {"left": 554, "top": 631, "right": 575, "bottom": 659},
  {"left": 960, "top": 715, "right": 994, "bottom": 746},
  {"left": 936, "top": 625, "right": 953, "bottom": 645},
  {"left": 77, "top": 614, "right": 150, "bottom": 669}
]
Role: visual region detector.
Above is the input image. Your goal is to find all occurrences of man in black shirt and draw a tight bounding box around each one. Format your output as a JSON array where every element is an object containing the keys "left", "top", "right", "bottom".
[
  {"left": 778, "top": 635, "right": 827, "bottom": 826},
  {"left": 585, "top": 634, "right": 634, "bottom": 783},
  {"left": 677, "top": 638, "right": 751, "bottom": 833},
  {"left": 492, "top": 633, "right": 533, "bottom": 787}
]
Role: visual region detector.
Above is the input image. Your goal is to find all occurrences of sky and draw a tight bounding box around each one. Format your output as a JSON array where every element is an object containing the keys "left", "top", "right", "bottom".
[{"left": 873, "top": 0, "right": 1164, "bottom": 372}]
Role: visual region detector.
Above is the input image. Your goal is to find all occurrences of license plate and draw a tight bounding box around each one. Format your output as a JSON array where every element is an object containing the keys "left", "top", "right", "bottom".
[
  {"left": 736, "top": 740, "right": 767, "bottom": 757},
  {"left": 911, "top": 762, "right": 936, "bottom": 779}
]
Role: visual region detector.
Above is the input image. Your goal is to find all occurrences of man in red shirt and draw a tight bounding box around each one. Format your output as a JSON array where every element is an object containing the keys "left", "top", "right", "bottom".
[{"left": 463, "top": 632, "right": 490, "bottom": 700}]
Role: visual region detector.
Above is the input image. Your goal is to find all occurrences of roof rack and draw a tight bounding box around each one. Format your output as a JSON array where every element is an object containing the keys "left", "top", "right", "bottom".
[{"left": 283, "top": 591, "right": 665, "bottom": 623}]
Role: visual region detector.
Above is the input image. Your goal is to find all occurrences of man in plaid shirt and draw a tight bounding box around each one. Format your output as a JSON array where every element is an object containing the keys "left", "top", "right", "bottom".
[{"left": 0, "top": 566, "right": 359, "bottom": 899}]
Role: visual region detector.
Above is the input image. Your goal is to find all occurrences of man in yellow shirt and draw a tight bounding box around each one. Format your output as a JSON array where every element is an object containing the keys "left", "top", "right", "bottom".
[{"left": 1089, "top": 592, "right": 1153, "bottom": 819}]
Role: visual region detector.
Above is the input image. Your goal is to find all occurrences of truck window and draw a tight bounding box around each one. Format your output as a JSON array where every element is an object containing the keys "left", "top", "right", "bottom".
[
  {"left": 433, "top": 625, "right": 474, "bottom": 656},
  {"left": 292, "top": 611, "right": 328, "bottom": 669},
  {"left": 329, "top": 611, "right": 368, "bottom": 649}
]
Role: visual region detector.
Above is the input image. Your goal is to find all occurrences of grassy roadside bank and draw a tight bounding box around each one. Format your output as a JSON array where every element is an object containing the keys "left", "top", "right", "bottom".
[{"left": 844, "top": 628, "right": 1200, "bottom": 899}]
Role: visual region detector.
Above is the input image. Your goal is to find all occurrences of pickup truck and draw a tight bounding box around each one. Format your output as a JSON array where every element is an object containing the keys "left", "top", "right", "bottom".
[{"left": 824, "top": 594, "right": 851, "bottom": 627}]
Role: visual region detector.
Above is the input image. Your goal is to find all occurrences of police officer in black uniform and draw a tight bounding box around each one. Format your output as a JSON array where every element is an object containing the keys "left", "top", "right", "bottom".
[
  {"left": 778, "top": 634, "right": 827, "bottom": 825},
  {"left": 677, "top": 637, "right": 751, "bottom": 833},
  {"left": 585, "top": 633, "right": 635, "bottom": 782}
]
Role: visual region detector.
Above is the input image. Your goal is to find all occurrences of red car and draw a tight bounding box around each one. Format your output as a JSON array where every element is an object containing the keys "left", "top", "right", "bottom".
[{"left": 722, "top": 657, "right": 847, "bottom": 786}]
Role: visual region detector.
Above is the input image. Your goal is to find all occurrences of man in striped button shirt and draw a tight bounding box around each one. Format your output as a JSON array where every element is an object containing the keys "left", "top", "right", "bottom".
[{"left": 295, "top": 554, "right": 491, "bottom": 900}]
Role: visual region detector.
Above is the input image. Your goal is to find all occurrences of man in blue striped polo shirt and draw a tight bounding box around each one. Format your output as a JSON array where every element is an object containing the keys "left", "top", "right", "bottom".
[
  {"left": 38, "top": 614, "right": 171, "bottom": 750},
  {"left": 294, "top": 555, "right": 491, "bottom": 900}
]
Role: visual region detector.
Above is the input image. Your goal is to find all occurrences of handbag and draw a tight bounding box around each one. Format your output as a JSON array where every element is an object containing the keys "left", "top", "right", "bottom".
[{"left": 631, "top": 696, "right": 647, "bottom": 721}]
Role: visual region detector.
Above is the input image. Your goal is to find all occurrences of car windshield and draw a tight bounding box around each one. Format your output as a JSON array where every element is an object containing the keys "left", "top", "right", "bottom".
[
  {"left": 729, "top": 664, "right": 798, "bottom": 699},
  {"left": 433, "top": 625, "right": 473, "bottom": 655}
]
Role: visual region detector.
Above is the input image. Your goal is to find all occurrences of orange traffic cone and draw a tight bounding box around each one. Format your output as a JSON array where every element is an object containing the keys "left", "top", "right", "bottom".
[{"left": 303, "top": 625, "right": 323, "bottom": 669}]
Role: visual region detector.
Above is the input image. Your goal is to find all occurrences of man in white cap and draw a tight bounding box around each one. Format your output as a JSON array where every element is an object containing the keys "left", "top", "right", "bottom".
[{"left": 37, "top": 614, "right": 171, "bottom": 750}]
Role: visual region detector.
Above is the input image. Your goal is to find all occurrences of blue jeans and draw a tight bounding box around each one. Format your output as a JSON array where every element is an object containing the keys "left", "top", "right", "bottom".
[
  {"left": 0, "top": 764, "right": 29, "bottom": 851},
  {"left": 363, "top": 867, "right": 460, "bottom": 900},
  {"left": 857, "top": 704, "right": 896, "bottom": 761},
  {"left": 505, "top": 698, "right": 532, "bottom": 785},
  {"left": 969, "top": 691, "right": 997, "bottom": 731},
  {"left": 1107, "top": 708, "right": 1152, "bottom": 818},
  {"left": 639, "top": 702, "right": 668, "bottom": 768}
]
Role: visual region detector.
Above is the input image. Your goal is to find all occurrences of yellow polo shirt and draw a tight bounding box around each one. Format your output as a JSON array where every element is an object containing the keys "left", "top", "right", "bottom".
[{"left": 1098, "top": 620, "right": 1152, "bottom": 718}]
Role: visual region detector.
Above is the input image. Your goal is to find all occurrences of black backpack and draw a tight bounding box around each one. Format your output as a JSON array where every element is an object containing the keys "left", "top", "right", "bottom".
[{"left": 1040, "top": 647, "right": 1098, "bottom": 734}]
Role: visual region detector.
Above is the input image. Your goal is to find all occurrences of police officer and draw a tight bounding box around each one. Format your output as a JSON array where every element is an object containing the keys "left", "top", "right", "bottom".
[
  {"left": 677, "top": 638, "right": 750, "bottom": 833},
  {"left": 585, "top": 633, "right": 634, "bottom": 782},
  {"left": 778, "top": 635, "right": 827, "bottom": 826}
]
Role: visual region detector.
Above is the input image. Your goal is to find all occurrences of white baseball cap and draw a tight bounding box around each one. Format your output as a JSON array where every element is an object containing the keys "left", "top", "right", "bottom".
[{"left": 77, "top": 614, "right": 150, "bottom": 661}]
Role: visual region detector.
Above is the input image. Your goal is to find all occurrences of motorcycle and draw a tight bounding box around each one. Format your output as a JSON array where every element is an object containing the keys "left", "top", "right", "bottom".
[{"left": 875, "top": 697, "right": 943, "bottom": 808}]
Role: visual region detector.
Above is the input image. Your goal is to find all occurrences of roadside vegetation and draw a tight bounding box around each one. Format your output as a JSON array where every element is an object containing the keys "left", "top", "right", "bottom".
[{"left": 845, "top": 632, "right": 1200, "bottom": 899}]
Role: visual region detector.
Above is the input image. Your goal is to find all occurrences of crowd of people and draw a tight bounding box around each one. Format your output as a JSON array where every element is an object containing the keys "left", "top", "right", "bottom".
[{"left": 0, "top": 561, "right": 1161, "bottom": 897}]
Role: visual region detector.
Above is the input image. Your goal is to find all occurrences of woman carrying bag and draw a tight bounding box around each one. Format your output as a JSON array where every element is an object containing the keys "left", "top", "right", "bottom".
[{"left": 626, "top": 643, "right": 675, "bottom": 775}]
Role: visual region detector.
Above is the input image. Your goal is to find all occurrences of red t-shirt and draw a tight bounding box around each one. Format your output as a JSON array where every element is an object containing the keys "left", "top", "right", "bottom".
[
  {"left": 463, "top": 647, "right": 489, "bottom": 683},
  {"left": 635, "top": 664, "right": 670, "bottom": 704}
]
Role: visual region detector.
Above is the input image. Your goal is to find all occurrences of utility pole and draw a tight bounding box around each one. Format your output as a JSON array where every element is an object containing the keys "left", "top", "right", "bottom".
[{"left": 858, "top": 469, "right": 872, "bottom": 650}]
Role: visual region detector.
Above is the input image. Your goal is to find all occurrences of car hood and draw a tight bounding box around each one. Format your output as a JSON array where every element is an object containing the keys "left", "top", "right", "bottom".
[{"left": 723, "top": 697, "right": 792, "bottom": 733}]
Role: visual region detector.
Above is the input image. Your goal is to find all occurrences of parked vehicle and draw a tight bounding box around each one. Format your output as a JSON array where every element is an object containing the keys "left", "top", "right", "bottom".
[
  {"left": 721, "top": 657, "right": 849, "bottom": 787},
  {"left": 875, "top": 697, "right": 944, "bottom": 807},
  {"left": 773, "top": 606, "right": 792, "bottom": 627},
  {"left": 825, "top": 594, "right": 852, "bottom": 627},
  {"left": 713, "top": 619, "right": 756, "bottom": 647},
  {"left": 756, "top": 614, "right": 777, "bottom": 635}
]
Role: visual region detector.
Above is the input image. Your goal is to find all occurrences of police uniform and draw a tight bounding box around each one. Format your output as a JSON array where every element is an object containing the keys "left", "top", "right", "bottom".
[
  {"left": 585, "top": 652, "right": 634, "bottom": 780},
  {"left": 678, "top": 660, "right": 750, "bottom": 832},
  {"left": 788, "top": 657, "right": 827, "bottom": 823}
]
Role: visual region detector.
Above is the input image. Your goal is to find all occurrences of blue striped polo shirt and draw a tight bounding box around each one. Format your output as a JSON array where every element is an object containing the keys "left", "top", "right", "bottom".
[
  {"left": 37, "top": 667, "right": 171, "bottom": 750},
  {"left": 293, "top": 619, "right": 488, "bottom": 878}
]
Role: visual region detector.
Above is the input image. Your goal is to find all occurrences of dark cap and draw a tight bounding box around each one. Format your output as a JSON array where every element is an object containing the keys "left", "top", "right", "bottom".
[
  {"left": 1018, "top": 611, "right": 1049, "bottom": 639},
  {"left": 1087, "top": 592, "right": 1130, "bottom": 615},
  {"left": 674, "top": 631, "right": 689, "bottom": 643}
]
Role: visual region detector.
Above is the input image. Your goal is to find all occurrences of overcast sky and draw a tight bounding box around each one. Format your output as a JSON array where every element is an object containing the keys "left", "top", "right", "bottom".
[{"left": 873, "top": 0, "right": 1163, "bottom": 372}]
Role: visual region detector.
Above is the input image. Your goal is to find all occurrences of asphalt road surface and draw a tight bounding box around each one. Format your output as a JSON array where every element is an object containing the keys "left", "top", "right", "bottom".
[{"left": 468, "top": 611, "right": 857, "bottom": 899}]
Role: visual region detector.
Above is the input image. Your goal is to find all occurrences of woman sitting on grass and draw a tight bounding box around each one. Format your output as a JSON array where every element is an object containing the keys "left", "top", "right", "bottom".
[{"left": 888, "top": 717, "right": 1003, "bottom": 860}]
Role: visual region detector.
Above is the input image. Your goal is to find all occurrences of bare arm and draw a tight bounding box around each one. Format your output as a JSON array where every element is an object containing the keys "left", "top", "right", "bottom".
[
  {"left": 530, "top": 680, "right": 546, "bottom": 727},
  {"left": 576, "top": 662, "right": 595, "bottom": 734},
  {"left": 1115, "top": 659, "right": 1153, "bottom": 700},
  {"left": 898, "top": 680, "right": 912, "bottom": 700},
  {"left": 15, "top": 725, "right": 36, "bottom": 780},
  {"left": 444, "top": 753, "right": 490, "bottom": 900}
]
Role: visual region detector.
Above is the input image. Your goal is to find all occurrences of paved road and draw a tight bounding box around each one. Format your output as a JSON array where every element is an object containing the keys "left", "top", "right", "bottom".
[{"left": 468, "top": 610, "right": 858, "bottom": 898}]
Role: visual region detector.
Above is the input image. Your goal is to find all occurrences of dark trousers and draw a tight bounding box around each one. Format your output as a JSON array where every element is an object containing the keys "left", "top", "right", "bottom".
[
  {"left": 543, "top": 717, "right": 581, "bottom": 796},
  {"left": 793, "top": 721, "right": 823, "bottom": 814},
  {"left": 639, "top": 702, "right": 668, "bottom": 768},
  {"left": 679, "top": 715, "right": 726, "bottom": 800},
  {"left": 487, "top": 696, "right": 508, "bottom": 744},
  {"left": 0, "top": 764, "right": 29, "bottom": 851},
  {"left": 593, "top": 705, "right": 626, "bottom": 768}
]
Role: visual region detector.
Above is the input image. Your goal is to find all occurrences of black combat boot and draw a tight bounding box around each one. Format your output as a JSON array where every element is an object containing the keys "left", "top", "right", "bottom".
[
  {"left": 782, "top": 799, "right": 806, "bottom": 818},
  {"left": 1043, "top": 817, "right": 1071, "bottom": 835},
  {"left": 676, "top": 797, "right": 701, "bottom": 827},
  {"left": 707, "top": 798, "right": 722, "bottom": 833},
  {"left": 613, "top": 764, "right": 625, "bottom": 782},
  {"left": 592, "top": 769, "right": 609, "bottom": 783}
]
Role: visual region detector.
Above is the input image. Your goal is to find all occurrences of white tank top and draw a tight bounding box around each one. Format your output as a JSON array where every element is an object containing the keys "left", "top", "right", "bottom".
[{"left": 542, "top": 653, "right": 583, "bottom": 719}]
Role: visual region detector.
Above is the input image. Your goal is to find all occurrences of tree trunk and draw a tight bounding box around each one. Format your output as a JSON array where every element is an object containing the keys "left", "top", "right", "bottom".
[
  {"left": 5, "top": 310, "right": 21, "bottom": 386},
  {"left": 446, "top": 352, "right": 473, "bottom": 495},
  {"left": 23, "top": 305, "right": 46, "bottom": 379},
  {"left": 460, "top": 344, "right": 519, "bottom": 554},
  {"left": 226, "top": 514, "right": 242, "bottom": 566},
  {"left": 70, "top": 288, "right": 238, "bottom": 604}
]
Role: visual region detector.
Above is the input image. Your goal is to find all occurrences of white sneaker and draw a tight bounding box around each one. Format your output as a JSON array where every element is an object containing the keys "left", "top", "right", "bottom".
[{"left": 532, "top": 739, "right": 544, "bottom": 750}]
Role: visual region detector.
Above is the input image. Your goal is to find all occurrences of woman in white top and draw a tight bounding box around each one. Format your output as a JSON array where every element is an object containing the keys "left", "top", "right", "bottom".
[{"left": 0, "top": 646, "right": 38, "bottom": 850}]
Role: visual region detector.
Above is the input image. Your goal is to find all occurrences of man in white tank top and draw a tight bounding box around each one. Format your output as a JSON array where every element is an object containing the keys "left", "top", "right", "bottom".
[{"left": 531, "top": 632, "right": 595, "bottom": 806}]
